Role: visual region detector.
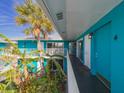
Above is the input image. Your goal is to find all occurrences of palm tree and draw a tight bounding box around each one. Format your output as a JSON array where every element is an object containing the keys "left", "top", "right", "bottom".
[
  {"left": 0, "top": 33, "right": 40, "bottom": 82},
  {"left": 15, "top": 0, "right": 53, "bottom": 73},
  {"left": 0, "top": 33, "right": 66, "bottom": 93}
]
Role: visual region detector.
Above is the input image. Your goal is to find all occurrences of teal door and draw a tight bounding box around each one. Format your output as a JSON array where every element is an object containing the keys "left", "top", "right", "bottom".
[{"left": 94, "top": 23, "right": 111, "bottom": 81}]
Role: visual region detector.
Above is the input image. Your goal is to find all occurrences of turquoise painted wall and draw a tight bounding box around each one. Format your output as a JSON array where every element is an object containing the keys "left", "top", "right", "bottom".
[
  {"left": 90, "top": 34, "right": 96, "bottom": 75},
  {"left": 77, "top": 1, "right": 124, "bottom": 93},
  {"left": 18, "top": 40, "right": 37, "bottom": 48},
  {"left": 111, "top": 2, "right": 124, "bottom": 93},
  {"left": 18, "top": 40, "right": 37, "bottom": 53},
  {"left": 93, "top": 22, "right": 111, "bottom": 81}
]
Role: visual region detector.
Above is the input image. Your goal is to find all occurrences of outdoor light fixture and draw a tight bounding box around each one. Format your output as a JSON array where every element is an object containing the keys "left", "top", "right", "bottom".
[{"left": 88, "top": 32, "right": 93, "bottom": 39}]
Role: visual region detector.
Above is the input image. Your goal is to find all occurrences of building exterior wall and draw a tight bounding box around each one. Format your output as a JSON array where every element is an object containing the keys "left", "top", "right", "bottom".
[
  {"left": 17, "top": 40, "right": 68, "bottom": 73},
  {"left": 76, "top": 1, "right": 124, "bottom": 93},
  {"left": 111, "top": 2, "right": 124, "bottom": 93},
  {"left": 18, "top": 40, "right": 37, "bottom": 53}
]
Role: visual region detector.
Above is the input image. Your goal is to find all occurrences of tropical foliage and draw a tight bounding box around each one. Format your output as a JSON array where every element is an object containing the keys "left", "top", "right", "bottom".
[{"left": 0, "top": 34, "right": 66, "bottom": 93}]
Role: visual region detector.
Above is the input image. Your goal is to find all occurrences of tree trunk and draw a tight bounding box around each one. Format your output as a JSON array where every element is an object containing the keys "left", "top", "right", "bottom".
[
  {"left": 44, "top": 31, "right": 48, "bottom": 40},
  {"left": 37, "top": 39, "right": 45, "bottom": 75},
  {"left": 37, "top": 33, "right": 45, "bottom": 75},
  {"left": 24, "top": 65, "right": 28, "bottom": 79},
  {"left": 36, "top": 28, "right": 48, "bottom": 75}
]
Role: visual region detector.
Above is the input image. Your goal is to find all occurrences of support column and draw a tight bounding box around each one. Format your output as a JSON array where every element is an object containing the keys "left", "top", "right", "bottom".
[
  {"left": 76, "top": 41, "right": 79, "bottom": 58},
  {"left": 82, "top": 38, "right": 85, "bottom": 64},
  {"left": 64, "top": 41, "right": 69, "bottom": 73}
]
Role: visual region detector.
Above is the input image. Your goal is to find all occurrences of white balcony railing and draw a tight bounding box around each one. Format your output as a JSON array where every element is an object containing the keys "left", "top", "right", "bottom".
[
  {"left": 45, "top": 48, "right": 64, "bottom": 55},
  {"left": 67, "top": 51, "right": 79, "bottom": 93}
]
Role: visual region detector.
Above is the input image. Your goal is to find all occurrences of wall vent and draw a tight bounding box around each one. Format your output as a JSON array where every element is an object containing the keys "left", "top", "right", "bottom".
[{"left": 56, "top": 12, "right": 63, "bottom": 20}]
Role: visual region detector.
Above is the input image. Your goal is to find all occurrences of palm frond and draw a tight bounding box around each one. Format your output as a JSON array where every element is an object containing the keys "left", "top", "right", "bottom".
[
  {"left": 23, "top": 27, "right": 33, "bottom": 36},
  {"left": 15, "top": 0, "right": 53, "bottom": 36},
  {"left": 0, "top": 33, "right": 18, "bottom": 48},
  {"left": 15, "top": 16, "right": 28, "bottom": 25},
  {"left": 29, "top": 50, "right": 44, "bottom": 55}
]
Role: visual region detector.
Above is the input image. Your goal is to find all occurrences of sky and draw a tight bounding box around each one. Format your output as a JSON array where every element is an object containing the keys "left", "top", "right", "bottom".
[
  {"left": 0, "top": 0, "right": 62, "bottom": 40},
  {"left": 0, "top": 0, "right": 27, "bottom": 38}
]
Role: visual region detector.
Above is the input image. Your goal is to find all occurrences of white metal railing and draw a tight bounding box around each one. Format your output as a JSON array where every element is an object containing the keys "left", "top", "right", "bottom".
[
  {"left": 46, "top": 48, "right": 64, "bottom": 55},
  {"left": 67, "top": 51, "right": 80, "bottom": 93},
  {"left": 0, "top": 48, "right": 65, "bottom": 58}
]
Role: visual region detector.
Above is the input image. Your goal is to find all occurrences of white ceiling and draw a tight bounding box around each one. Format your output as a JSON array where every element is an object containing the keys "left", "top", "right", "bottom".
[{"left": 36, "top": 0, "right": 122, "bottom": 40}]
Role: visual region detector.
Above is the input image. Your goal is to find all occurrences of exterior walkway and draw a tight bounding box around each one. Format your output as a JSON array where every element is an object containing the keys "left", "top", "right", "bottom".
[{"left": 69, "top": 55, "right": 110, "bottom": 93}]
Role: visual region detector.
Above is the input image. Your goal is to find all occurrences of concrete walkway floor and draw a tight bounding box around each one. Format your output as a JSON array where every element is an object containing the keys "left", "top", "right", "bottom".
[{"left": 69, "top": 55, "right": 110, "bottom": 93}]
